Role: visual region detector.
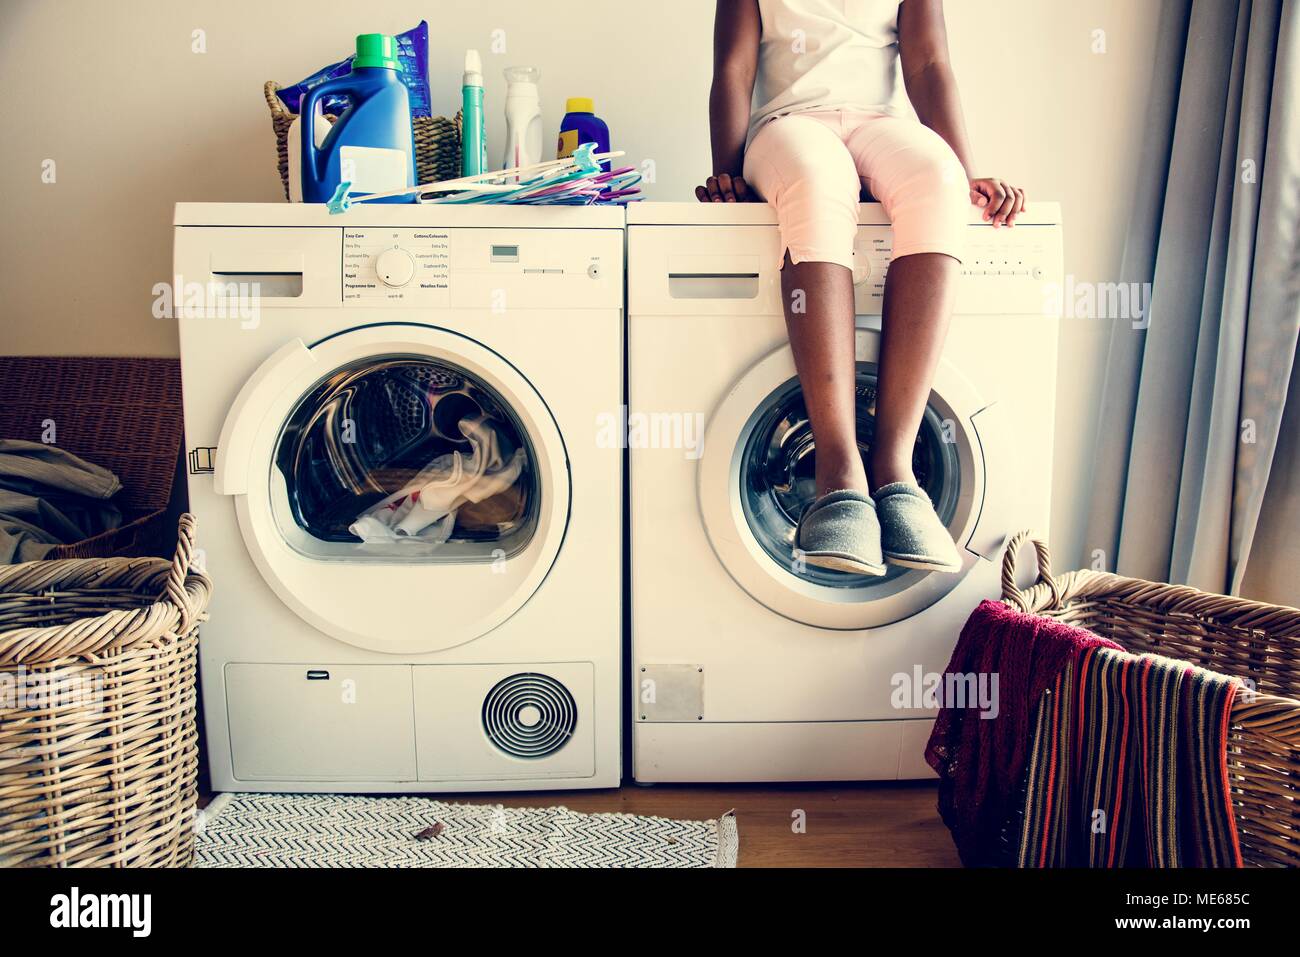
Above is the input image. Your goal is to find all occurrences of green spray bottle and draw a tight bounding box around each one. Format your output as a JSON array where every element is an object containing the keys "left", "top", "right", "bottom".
[{"left": 461, "top": 49, "right": 486, "bottom": 176}]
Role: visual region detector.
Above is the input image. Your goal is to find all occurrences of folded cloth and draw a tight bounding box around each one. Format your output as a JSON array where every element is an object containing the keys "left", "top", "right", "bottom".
[
  {"left": 0, "top": 439, "right": 123, "bottom": 563},
  {"left": 349, "top": 415, "right": 526, "bottom": 545},
  {"left": 924, "top": 599, "right": 1121, "bottom": 866},
  {"left": 1014, "top": 647, "right": 1242, "bottom": 868}
]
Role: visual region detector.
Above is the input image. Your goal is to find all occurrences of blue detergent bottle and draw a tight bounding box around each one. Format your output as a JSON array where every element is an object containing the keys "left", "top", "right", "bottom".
[{"left": 300, "top": 34, "right": 417, "bottom": 204}]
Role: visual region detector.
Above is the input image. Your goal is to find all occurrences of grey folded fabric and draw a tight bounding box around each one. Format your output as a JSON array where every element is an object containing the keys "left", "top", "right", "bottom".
[{"left": 0, "top": 439, "right": 123, "bottom": 563}]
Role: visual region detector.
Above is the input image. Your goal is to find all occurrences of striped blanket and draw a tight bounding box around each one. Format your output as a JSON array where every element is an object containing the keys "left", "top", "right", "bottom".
[
  {"left": 1015, "top": 647, "right": 1242, "bottom": 867},
  {"left": 925, "top": 600, "right": 1121, "bottom": 866}
]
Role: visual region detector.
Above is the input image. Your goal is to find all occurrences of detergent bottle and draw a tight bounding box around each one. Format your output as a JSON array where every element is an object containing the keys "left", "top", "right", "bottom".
[
  {"left": 501, "top": 66, "right": 543, "bottom": 178},
  {"left": 557, "top": 98, "right": 611, "bottom": 172},
  {"left": 299, "top": 34, "right": 417, "bottom": 204}
]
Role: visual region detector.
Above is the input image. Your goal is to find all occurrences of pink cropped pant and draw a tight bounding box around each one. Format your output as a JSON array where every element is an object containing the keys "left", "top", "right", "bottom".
[{"left": 743, "top": 111, "right": 970, "bottom": 270}]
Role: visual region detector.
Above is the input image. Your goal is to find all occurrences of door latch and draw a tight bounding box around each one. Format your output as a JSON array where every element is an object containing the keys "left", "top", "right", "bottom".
[{"left": 188, "top": 447, "right": 216, "bottom": 474}]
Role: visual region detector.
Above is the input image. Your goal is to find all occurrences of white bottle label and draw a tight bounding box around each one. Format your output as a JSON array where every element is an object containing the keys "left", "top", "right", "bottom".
[{"left": 338, "top": 146, "right": 409, "bottom": 193}]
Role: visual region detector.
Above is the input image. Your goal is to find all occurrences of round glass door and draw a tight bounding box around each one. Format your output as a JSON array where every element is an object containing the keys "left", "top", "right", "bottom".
[
  {"left": 740, "top": 365, "right": 961, "bottom": 591},
  {"left": 697, "top": 328, "right": 986, "bottom": 630},
  {"left": 217, "top": 324, "right": 570, "bottom": 654},
  {"left": 272, "top": 355, "right": 539, "bottom": 563}
]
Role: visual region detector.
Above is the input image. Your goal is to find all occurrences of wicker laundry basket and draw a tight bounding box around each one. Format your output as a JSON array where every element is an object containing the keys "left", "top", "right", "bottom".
[
  {"left": 0, "top": 515, "right": 210, "bottom": 867},
  {"left": 1000, "top": 531, "right": 1300, "bottom": 867},
  {"left": 264, "top": 81, "right": 461, "bottom": 200},
  {"left": 0, "top": 356, "right": 183, "bottom": 560}
]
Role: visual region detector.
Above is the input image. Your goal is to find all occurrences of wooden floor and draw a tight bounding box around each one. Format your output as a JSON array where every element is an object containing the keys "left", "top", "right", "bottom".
[{"left": 201, "top": 782, "right": 959, "bottom": 867}]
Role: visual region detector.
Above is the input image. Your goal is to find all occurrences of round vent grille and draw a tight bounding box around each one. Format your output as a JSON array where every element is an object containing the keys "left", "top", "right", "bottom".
[{"left": 482, "top": 673, "right": 577, "bottom": 758}]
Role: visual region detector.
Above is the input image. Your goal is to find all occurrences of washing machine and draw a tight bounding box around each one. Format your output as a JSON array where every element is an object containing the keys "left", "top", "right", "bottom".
[
  {"left": 628, "top": 201, "right": 1062, "bottom": 782},
  {"left": 174, "top": 203, "right": 623, "bottom": 792}
]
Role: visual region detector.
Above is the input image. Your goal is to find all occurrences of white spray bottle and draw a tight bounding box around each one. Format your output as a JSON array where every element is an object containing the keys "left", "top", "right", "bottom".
[{"left": 501, "top": 66, "right": 543, "bottom": 180}]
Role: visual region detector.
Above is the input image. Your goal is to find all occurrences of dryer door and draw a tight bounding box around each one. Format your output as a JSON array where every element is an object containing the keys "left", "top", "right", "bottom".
[
  {"left": 215, "top": 323, "right": 569, "bottom": 654},
  {"left": 698, "top": 323, "right": 994, "bottom": 630}
]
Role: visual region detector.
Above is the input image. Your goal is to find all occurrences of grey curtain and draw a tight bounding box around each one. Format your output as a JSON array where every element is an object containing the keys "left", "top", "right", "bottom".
[{"left": 1084, "top": 0, "right": 1300, "bottom": 600}]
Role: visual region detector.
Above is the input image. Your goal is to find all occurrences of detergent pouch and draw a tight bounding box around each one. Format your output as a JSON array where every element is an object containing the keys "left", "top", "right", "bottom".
[{"left": 277, "top": 21, "right": 431, "bottom": 118}]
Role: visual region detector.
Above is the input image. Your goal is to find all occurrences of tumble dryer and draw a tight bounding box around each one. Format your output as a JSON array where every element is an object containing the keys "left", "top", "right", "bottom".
[
  {"left": 627, "top": 202, "right": 1063, "bottom": 782},
  {"left": 175, "top": 204, "right": 623, "bottom": 792}
]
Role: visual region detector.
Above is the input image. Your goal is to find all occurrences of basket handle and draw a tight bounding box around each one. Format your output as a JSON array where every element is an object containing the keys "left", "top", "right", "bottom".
[
  {"left": 166, "top": 513, "right": 200, "bottom": 632},
  {"left": 1000, "top": 530, "right": 1063, "bottom": 613},
  {"left": 264, "top": 80, "right": 290, "bottom": 119}
]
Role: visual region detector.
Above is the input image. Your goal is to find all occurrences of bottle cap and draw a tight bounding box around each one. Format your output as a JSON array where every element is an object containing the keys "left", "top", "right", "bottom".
[
  {"left": 353, "top": 34, "right": 400, "bottom": 71},
  {"left": 464, "top": 49, "right": 483, "bottom": 82},
  {"left": 565, "top": 97, "right": 595, "bottom": 114}
]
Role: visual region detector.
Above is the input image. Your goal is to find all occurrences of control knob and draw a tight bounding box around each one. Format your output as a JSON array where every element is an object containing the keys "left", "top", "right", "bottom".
[{"left": 376, "top": 247, "right": 416, "bottom": 288}]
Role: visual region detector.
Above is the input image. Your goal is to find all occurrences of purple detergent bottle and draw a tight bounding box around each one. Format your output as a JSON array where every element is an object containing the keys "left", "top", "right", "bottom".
[{"left": 556, "top": 97, "right": 611, "bottom": 172}]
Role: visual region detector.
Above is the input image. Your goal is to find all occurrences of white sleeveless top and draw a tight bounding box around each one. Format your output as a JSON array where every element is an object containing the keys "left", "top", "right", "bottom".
[{"left": 749, "top": 0, "right": 905, "bottom": 143}]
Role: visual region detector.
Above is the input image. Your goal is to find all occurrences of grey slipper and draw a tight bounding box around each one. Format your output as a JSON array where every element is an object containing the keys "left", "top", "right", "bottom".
[
  {"left": 795, "top": 489, "right": 887, "bottom": 577},
  {"left": 873, "top": 482, "right": 962, "bottom": 572}
]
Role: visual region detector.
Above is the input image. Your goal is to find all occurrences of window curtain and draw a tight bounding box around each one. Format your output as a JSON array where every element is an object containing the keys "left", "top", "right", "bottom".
[{"left": 1084, "top": 0, "right": 1300, "bottom": 602}]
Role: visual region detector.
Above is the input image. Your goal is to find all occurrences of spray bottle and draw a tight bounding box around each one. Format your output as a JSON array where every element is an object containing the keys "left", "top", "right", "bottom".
[
  {"left": 461, "top": 49, "right": 486, "bottom": 177},
  {"left": 501, "top": 67, "right": 543, "bottom": 180}
]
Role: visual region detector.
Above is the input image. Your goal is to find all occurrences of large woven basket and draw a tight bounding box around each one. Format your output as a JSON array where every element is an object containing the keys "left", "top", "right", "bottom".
[
  {"left": 1000, "top": 531, "right": 1300, "bottom": 867},
  {"left": 0, "top": 356, "right": 183, "bottom": 560},
  {"left": 264, "top": 81, "right": 461, "bottom": 200},
  {"left": 0, "top": 515, "right": 210, "bottom": 867}
]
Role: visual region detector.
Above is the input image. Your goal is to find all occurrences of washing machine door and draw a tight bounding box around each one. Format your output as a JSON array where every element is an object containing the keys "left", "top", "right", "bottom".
[
  {"left": 214, "top": 323, "right": 569, "bottom": 654},
  {"left": 699, "top": 323, "right": 1001, "bottom": 630}
]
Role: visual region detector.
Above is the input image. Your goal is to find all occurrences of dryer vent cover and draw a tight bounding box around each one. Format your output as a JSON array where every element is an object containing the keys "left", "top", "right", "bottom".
[{"left": 482, "top": 673, "right": 577, "bottom": 758}]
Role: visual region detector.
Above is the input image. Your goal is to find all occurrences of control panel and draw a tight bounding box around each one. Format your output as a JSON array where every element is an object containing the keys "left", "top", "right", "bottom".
[
  {"left": 341, "top": 227, "right": 619, "bottom": 309},
  {"left": 851, "top": 224, "right": 1060, "bottom": 316},
  {"left": 343, "top": 229, "right": 451, "bottom": 306}
]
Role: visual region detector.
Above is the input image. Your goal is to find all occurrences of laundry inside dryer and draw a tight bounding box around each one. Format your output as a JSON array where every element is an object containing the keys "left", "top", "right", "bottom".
[{"left": 272, "top": 355, "right": 539, "bottom": 560}]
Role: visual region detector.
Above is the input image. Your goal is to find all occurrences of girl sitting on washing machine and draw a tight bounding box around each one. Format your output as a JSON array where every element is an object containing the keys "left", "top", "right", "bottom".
[{"left": 697, "top": 0, "right": 1025, "bottom": 576}]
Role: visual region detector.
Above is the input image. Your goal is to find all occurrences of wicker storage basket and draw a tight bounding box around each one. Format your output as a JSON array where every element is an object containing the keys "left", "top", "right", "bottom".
[
  {"left": 0, "top": 515, "right": 210, "bottom": 867},
  {"left": 1000, "top": 531, "right": 1300, "bottom": 867},
  {"left": 264, "top": 81, "right": 461, "bottom": 200},
  {"left": 0, "top": 356, "right": 183, "bottom": 560}
]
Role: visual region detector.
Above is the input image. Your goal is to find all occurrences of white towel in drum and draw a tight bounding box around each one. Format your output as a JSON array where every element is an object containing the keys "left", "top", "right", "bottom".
[{"left": 349, "top": 415, "right": 526, "bottom": 545}]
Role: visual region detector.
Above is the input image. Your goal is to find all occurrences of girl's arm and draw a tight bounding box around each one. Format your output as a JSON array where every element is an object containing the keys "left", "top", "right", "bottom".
[
  {"left": 898, "top": 0, "right": 1025, "bottom": 226},
  {"left": 698, "top": 0, "right": 761, "bottom": 202}
]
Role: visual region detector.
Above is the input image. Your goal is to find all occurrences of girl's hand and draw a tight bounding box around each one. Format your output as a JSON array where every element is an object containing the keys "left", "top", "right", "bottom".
[
  {"left": 969, "top": 178, "right": 1026, "bottom": 228},
  {"left": 695, "top": 173, "right": 755, "bottom": 203}
]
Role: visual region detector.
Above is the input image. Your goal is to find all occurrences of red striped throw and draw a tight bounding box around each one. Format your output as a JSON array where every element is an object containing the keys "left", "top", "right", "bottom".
[{"left": 1015, "top": 648, "right": 1242, "bottom": 868}]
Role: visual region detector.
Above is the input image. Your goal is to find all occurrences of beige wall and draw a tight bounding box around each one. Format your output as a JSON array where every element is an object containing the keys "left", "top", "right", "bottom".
[{"left": 0, "top": 0, "right": 1162, "bottom": 569}]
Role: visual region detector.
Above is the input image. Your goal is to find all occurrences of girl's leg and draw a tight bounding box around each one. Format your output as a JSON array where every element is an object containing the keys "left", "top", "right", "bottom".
[
  {"left": 780, "top": 255, "right": 865, "bottom": 494},
  {"left": 745, "top": 115, "right": 867, "bottom": 496},
  {"left": 872, "top": 252, "right": 959, "bottom": 487},
  {"left": 844, "top": 116, "right": 969, "bottom": 488}
]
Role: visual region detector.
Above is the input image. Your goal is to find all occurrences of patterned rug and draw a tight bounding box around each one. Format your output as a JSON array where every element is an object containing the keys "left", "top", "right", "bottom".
[{"left": 194, "top": 793, "right": 739, "bottom": 868}]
